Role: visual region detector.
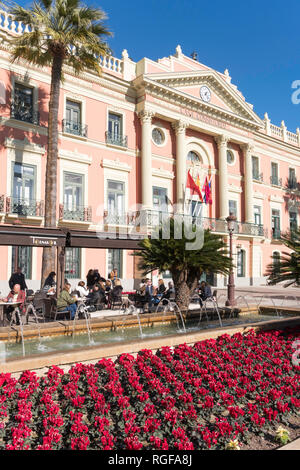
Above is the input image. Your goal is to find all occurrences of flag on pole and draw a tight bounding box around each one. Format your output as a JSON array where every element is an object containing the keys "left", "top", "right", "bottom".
[
  {"left": 196, "top": 173, "right": 204, "bottom": 203},
  {"left": 186, "top": 170, "right": 202, "bottom": 199},
  {"left": 202, "top": 176, "right": 212, "bottom": 205}
]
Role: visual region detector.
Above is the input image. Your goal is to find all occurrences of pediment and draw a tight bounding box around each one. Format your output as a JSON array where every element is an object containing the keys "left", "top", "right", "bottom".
[{"left": 142, "top": 70, "right": 263, "bottom": 129}]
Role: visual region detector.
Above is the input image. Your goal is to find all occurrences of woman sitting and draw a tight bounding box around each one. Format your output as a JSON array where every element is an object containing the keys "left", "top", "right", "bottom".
[
  {"left": 77, "top": 281, "right": 89, "bottom": 299},
  {"left": 109, "top": 279, "right": 123, "bottom": 307},
  {"left": 42, "top": 271, "right": 56, "bottom": 294}
]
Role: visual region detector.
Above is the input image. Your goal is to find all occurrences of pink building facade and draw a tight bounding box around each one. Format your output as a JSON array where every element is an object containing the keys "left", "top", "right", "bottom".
[{"left": 0, "top": 13, "right": 299, "bottom": 291}]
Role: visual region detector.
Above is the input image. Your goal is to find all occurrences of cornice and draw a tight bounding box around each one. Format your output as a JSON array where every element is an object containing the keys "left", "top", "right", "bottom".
[
  {"left": 101, "top": 158, "right": 132, "bottom": 172},
  {"left": 152, "top": 168, "right": 175, "bottom": 179},
  {"left": 4, "top": 137, "right": 45, "bottom": 154},
  {"left": 58, "top": 149, "right": 92, "bottom": 165}
]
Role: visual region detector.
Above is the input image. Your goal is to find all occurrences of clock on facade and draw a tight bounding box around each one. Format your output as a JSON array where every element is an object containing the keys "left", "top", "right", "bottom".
[{"left": 200, "top": 86, "right": 211, "bottom": 102}]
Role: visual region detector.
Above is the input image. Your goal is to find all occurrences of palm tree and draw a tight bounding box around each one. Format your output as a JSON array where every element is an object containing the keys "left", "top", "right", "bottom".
[
  {"left": 265, "top": 229, "right": 300, "bottom": 287},
  {"left": 134, "top": 217, "right": 232, "bottom": 311},
  {"left": 9, "top": 0, "right": 111, "bottom": 285}
]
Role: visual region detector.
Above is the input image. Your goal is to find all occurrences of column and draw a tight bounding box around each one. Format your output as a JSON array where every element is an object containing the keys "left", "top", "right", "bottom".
[
  {"left": 215, "top": 135, "right": 229, "bottom": 219},
  {"left": 172, "top": 120, "right": 188, "bottom": 213},
  {"left": 138, "top": 110, "right": 154, "bottom": 208},
  {"left": 241, "top": 143, "right": 254, "bottom": 224}
]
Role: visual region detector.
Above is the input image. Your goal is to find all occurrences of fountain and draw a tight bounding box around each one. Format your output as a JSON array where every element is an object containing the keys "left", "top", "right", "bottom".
[
  {"left": 155, "top": 298, "right": 186, "bottom": 332},
  {"left": 25, "top": 301, "right": 42, "bottom": 346},
  {"left": 198, "top": 296, "right": 223, "bottom": 328},
  {"left": 9, "top": 307, "right": 25, "bottom": 357},
  {"left": 72, "top": 300, "right": 93, "bottom": 344},
  {"left": 120, "top": 302, "right": 144, "bottom": 337}
]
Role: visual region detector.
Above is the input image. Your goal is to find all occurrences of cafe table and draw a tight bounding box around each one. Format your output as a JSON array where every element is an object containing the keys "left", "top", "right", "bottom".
[{"left": 0, "top": 301, "right": 22, "bottom": 326}]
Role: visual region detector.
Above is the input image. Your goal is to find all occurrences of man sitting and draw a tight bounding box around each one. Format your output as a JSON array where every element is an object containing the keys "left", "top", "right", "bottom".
[
  {"left": 199, "top": 281, "right": 212, "bottom": 307},
  {"left": 57, "top": 282, "right": 77, "bottom": 319},
  {"left": 1, "top": 284, "right": 26, "bottom": 324}
]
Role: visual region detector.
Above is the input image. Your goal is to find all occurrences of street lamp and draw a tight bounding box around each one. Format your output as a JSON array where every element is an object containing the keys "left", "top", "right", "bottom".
[{"left": 225, "top": 213, "right": 237, "bottom": 307}]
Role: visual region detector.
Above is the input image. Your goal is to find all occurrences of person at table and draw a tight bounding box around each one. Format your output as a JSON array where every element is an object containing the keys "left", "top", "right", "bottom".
[
  {"left": 1, "top": 283, "right": 26, "bottom": 323},
  {"left": 105, "top": 279, "right": 112, "bottom": 293},
  {"left": 93, "top": 269, "right": 106, "bottom": 285},
  {"left": 157, "top": 279, "right": 166, "bottom": 296},
  {"left": 77, "top": 281, "right": 89, "bottom": 298},
  {"left": 162, "top": 281, "right": 175, "bottom": 300},
  {"left": 109, "top": 279, "right": 123, "bottom": 305},
  {"left": 9, "top": 266, "right": 27, "bottom": 292},
  {"left": 42, "top": 271, "right": 56, "bottom": 294},
  {"left": 86, "top": 269, "right": 95, "bottom": 289},
  {"left": 56, "top": 282, "right": 77, "bottom": 320},
  {"left": 199, "top": 281, "right": 212, "bottom": 307},
  {"left": 87, "top": 284, "right": 105, "bottom": 310}
]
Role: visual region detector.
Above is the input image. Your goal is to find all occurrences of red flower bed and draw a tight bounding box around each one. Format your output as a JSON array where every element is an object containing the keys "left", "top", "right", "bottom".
[{"left": 0, "top": 328, "right": 299, "bottom": 450}]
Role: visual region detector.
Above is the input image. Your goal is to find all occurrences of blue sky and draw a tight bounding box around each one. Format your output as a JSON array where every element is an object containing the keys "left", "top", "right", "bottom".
[{"left": 20, "top": 0, "right": 300, "bottom": 131}]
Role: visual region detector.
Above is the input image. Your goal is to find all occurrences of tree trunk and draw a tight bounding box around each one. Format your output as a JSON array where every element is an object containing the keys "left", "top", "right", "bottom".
[
  {"left": 172, "top": 269, "right": 191, "bottom": 312},
  {"left": 41, "top": 54, "right": 63, "bottom": 287}
]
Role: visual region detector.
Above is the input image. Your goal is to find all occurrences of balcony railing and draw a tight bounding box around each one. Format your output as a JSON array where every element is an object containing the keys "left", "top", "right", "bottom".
[
  {"left": 59, "top": 204, "right": 92, "bottom": 222},
  {"left": 252, "top": 172, "right": 264, "bottom": 182},
  {"left": 6, "top": 197, "right": 44, "bottom": 217},
  {"left": 287, "top": 178, "right": 298, "bottom": 190},
  {"left": 270, "top": 176, "right": 282, "bottom": 186},
  {"left": 102, "top": 210, "right": 267, "bottom": 238},
  {"left": 105, "top": 131, "right": 128, "bottom": 148},
  {"left": 11, "top": 102, "right": 39, "bottom": 125},
  {"left": 62, "top": 119, "right": 88, "bottom": 138},
  {"left": 103, "top": 211, "right": 128, "bottom": 225}
]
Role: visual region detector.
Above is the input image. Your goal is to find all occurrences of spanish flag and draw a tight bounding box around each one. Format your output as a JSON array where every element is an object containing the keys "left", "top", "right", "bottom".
[
  {"left": 196, "top": 174, "right": 204, "bottom": 203},
  {"left": 186, "top": 170, "right": 202, "bottom": 199}
]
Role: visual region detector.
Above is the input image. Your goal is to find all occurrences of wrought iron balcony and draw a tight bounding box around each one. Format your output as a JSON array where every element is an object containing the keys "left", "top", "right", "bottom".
[
  {"left": 102, "top": 210, "right": 267, "bottom": 238},
  {"left": 10, "top": 102, "right": 39, "bottom": 125},
  {"left": 59, "top": 204, "right": 92, "bottom": 222},
  {"left": 287, "top": 178, "right": 298, "bottom": 190},
  {"left": 6, "top": 197, "right": 44, "bottom": 217},
  {"left": 252, "top": 172, "right": 264, "bottom": 182},
  {"left": 62, "top": 119, "right": 88, "bottom": 138},
  {"left": 105, "top": 131, "right": 128, "bottom": 148},
  {"left": 270, "top": 175, "right": 282, "bottom": 186},
  {"left": 103, "top": 211, "right": 128, "bottom": 225}
]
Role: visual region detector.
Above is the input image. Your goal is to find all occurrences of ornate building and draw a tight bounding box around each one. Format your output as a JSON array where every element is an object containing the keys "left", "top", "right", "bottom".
[{"left": 0, "top": 12, "right": 299, "bottom": 290}]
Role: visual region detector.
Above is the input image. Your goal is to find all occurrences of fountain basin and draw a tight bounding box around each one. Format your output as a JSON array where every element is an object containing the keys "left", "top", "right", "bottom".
[{"left": 1, "top": 313, "right": 299, "bottom": 375}]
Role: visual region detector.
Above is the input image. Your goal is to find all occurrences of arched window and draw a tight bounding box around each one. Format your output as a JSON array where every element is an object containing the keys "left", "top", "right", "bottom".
[
  {"left": 187, "top": 151, "right": 201, "bottom": 164},
  {"left": 237, "top": 249, "right": 246, "bottom": 277}
]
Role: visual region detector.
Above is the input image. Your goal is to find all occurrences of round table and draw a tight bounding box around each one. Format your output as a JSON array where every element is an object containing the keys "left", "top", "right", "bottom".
[{"left": 0, "top": 301, "right": 22, "bottom": 326}]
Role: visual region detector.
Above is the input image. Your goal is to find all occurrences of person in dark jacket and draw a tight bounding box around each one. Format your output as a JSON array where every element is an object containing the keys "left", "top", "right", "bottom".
[
  {"left": 9, "top": 267, "right": 27, "bottom": 291},
  {"left": 86, "top": 269, "right": 95, "bottom": 289},
  {"left": 199, "top": 281, "right": 212, "bottom": 307},
  {"left": 42, "top": 271, "right": 56, "bottom": 293},
  {"left": 87, "top": 285, "right": 105, "bottom": 310}
]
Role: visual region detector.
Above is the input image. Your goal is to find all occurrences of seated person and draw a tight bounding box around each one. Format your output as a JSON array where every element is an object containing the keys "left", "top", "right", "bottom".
[
  {"left": 109, "top": 279, "right": 123, "bottom": 304},
  {"left": 1, "top": 283, "right": 26, "bottom": 323},
  {"left": 56, "top": 282, "right": 77, "bottom": 319},
  {"left": 105, "top": 279, "right": 112, "bottom": 293},
  {"left": 77, "top": 281, "right": 89, "bottom": 298},
  {"left": 199, "top": 281, "right": 212, "bottom": 307},
  {"left": 157, "top": 279, "right": 166, "bottom": 298},
  {"left": 161, "top": 281, "right": 175, "bottom": 301},
  {"left": 87, "top": 285, "right": 105, "bottom": 310},
  {"left": 145, "top": 279, "right": 160, "bottom": 310},
  {"left": 42, "top": 271, "right": 56, "bottom": 294}
]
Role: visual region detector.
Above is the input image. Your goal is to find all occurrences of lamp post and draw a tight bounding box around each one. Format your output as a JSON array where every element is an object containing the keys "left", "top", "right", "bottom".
[{"left": 225, "top": 213, "right": 237, "bottom": 307}]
